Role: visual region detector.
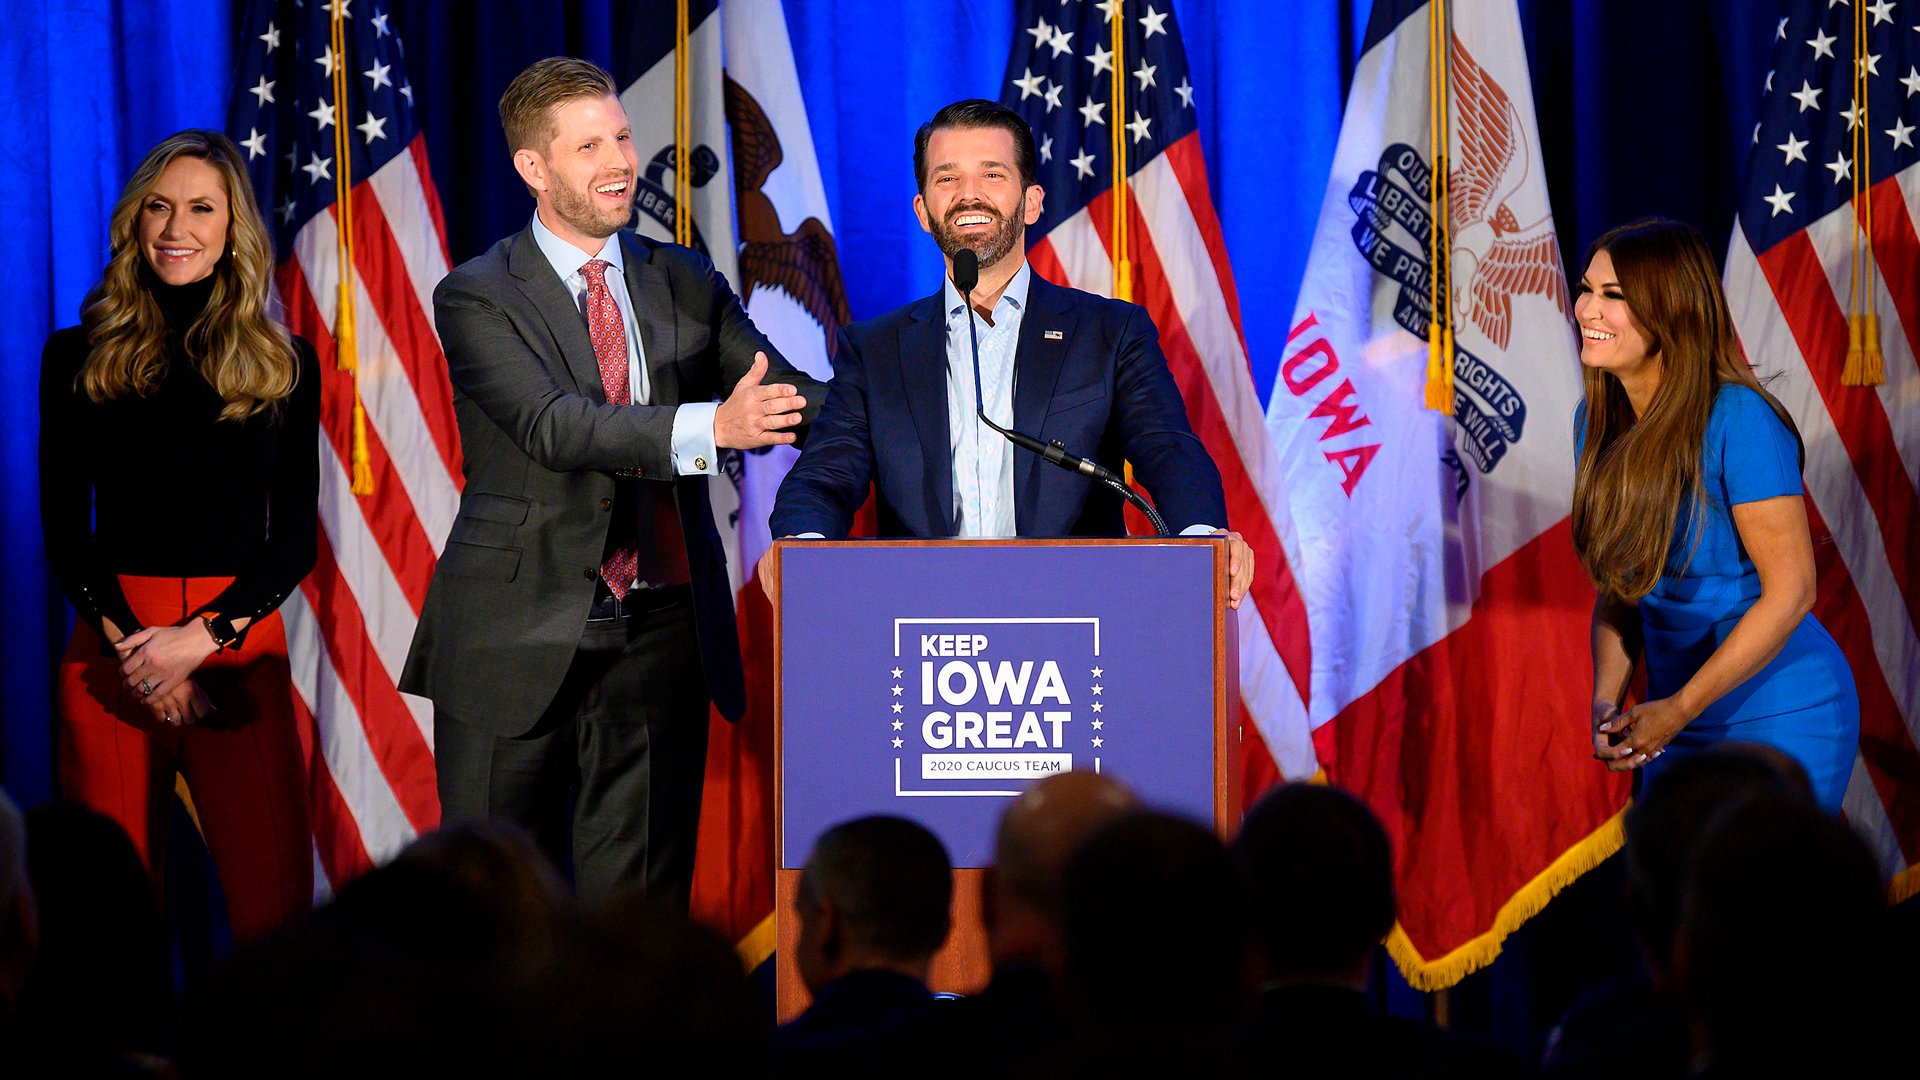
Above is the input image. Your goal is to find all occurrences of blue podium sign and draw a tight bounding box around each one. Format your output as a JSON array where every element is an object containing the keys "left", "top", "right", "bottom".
[{"left": 779, "top": 540, "right": 1224, "bottom": 869}]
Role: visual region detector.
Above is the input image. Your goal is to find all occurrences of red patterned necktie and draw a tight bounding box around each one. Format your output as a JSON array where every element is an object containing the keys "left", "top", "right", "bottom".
[{"left": 581, "top": 259, "right": 638, "bottom": 600}]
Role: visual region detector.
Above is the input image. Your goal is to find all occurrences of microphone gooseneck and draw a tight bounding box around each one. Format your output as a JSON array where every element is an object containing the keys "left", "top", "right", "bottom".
[{"left": 951, "top": 247, "right": 1169, "bottom": 537}]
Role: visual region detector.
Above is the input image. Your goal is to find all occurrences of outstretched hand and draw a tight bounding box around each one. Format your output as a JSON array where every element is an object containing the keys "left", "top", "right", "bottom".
[{"left": 714, "top": 352, "right": 807, "bottom": 450}]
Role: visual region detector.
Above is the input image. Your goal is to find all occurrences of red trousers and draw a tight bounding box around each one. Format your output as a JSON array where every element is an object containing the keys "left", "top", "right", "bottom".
[{"left": 57, "top": 575, "right": 311, "bottom": 941}]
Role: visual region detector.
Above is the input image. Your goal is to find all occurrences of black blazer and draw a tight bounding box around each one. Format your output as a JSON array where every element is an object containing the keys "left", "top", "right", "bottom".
[
  {"left": 400, "top": 226, "right": 824, "bottom": 734},
  {"left": 770, "top": 273, "right": 1227, "bottom": 538}
]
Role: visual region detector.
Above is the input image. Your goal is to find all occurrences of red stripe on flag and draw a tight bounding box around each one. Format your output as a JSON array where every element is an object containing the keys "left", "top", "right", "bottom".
[
  {"left": 1315, "top": 520, "right": 1625, "bottom": 962},
  {"left": 277, "top": 261, "right": 441, "bottom": 612},
  {"left": 345, "top": 185, "right": 464, "bottom": 482},
  {"left": 1028, "top": 236, "right": 1070, "bottom": 290},
  {"left": 291, "top": 688, "right": 378, "bottom": 887},
  {"left": 300, "top": 530, "right": 441, "bottom": 834},
  {"left": 408, "top": 136, "right": 453, "bottom": 267},
  {"left": 1804, "top": 501, "right": 1920, "bottom": 861},
  {"left": 1867, "top": 176, "right": 1920, "bottom": 378},
  {"left": 1076, "top": 185, "right": 1314, "bottom": 703},
  {"left": 1757, "top": 234, "right": 1920, "bottom": 639},
  {"left": 1238, "top": 690, "right": 1284, "bottom": 803},
  {"left": 691, "top": 580, "right": 777, "bottom": 941},
  {"left": 1163, "top": 134, "right": 1251, "bottom": 362}
]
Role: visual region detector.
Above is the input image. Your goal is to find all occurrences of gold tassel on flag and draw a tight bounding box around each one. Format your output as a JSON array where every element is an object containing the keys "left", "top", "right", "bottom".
[
  {"left": 330, "top": 3, "right": 374, "bottom": 494},
  {"left": 1423, "top": 0, "right": 1454, "bottom": 412},
  {"left": 1843, "top": 0, "right": 1883, "bottom": 386},
  {"left": 674, "top": 0, "right": 693, "bottom": 247},
  {"left": 1109, "top": 1, "right": 1133, "bottom": 302}
]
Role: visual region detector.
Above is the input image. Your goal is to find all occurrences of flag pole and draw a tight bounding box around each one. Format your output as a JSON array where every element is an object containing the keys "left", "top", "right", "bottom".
[
  {"left": 674, "top": 0, "right": 693, "bottom": 247},
  {"left": 1843, "top": 0, "right": 1883, "bottom": 386}
]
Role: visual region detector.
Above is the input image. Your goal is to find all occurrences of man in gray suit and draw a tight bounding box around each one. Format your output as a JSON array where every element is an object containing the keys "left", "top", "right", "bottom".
[{"left": 400, "top": 57, "right": 823, "bottom": 904}]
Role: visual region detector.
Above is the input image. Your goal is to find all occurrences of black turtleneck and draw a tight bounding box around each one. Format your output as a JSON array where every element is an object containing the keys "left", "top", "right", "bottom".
[{"left": 38, "top": 275, "right": 320, "bottom": 643}]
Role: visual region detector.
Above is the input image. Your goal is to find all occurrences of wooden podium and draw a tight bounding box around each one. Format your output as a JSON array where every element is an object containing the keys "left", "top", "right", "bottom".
[{"left": 767, "top": 537, "right": 1240, "bottom": 1021}]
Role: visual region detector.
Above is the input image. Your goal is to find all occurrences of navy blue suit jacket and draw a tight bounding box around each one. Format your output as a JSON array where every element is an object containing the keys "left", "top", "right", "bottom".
[{"left": 770, "top": 273, "right": 1227, "bottom": 538}]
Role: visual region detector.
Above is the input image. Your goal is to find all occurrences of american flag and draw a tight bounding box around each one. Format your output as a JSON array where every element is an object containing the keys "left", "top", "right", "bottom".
[
  {"left": 1003, "top": 0, "right": 1318, "bottom": 791},
  {"left": 1727, "top": 0, "right": 1920, "bottom": 897},
  {"left": 227, "top": 0, "right": 455, "bottom": 894}
]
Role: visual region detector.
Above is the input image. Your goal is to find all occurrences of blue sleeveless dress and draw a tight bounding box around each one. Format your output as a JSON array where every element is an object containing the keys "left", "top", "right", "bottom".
[{"left": 1579, "top": 385, "right": 1859, "bottom": 810}]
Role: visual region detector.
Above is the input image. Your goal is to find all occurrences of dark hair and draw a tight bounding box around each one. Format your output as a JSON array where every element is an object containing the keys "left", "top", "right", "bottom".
[
  {"left": 913, "top": 98, "right": 1039, "bottom": 192},
  {"left": 499, "top": 56, "right": 619, "bottom": 155},
  {"left": 1234, "top": 783, "right": 1394, "bottom": 977},
  {"left": 798, "top": 815, "right": 952, "bottom": 962}
]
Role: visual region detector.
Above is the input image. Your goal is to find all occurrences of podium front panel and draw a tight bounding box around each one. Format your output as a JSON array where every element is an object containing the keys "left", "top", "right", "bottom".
[{"left": 780, "top": 540, "right": 1217, "bottom": 868}]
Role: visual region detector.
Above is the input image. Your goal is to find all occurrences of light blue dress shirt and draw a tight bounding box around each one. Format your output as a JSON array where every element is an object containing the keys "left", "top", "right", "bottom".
[
  {"left": 945, "top": 261, "right": 1031, "bottom": 537},
  {"left": 530, "top": 213, "right": 719, "bottom": 476}
]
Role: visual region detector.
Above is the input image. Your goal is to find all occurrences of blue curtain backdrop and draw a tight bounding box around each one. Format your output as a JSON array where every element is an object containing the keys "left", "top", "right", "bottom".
[{"left": 0, "top": 0, "right": 1784, "bottom": 1051}]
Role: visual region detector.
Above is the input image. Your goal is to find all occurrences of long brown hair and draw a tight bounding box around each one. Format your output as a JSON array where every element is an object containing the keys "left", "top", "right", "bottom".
[
  {"left": 1571, "top": 218, "right": 1796, "bottom": 601},
  {"left": 79, "top": 129, "right": 296, "bottom": 421}
]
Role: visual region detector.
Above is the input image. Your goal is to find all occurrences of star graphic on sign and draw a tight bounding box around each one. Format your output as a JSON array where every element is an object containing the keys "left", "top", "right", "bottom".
[
  {"left": 260, "top": 21, "right": 280, "bottom": 51},
  {"left": 1091, "top": 702, "right": 1102, "bottom": 712},
  {"left": 250, "top": 75, "right": 276, "bottom": 106},
  {"left": 1133, "top": 60, "right": 1157, "bottom": 91},
  {"left": 1026, "top": 16, "right": 1055, "bottom": 49},
  {"left": 1790, "top": 80, "right": 1823, "bottom": 112},
  {"left": 1175, "top": 77, "right": 1194, "bottom": 108},
  {"left": 1040, "top": 133, "right": 1053, "bottom": 163},
  {"left": 891, "top": 668, "right": 903, "bottom": 679},
  {"left": 1889, "top": 117, "right": 1917, "bottom": 150},
  {"left": 1043, "top": 82, "right": 1064, "bottom": 112},
  {"left": 1868, "top": 0, "right": 1896, "bottom": 25},
  {"left": 1091, "top": 667, "right": 1103, "bottom": 677},
  {"left": 1139, "top": 4, "right": 1169, "bottom": 38},
  {"left": 358, "top": 112, "right": 388, "bottom": 143},
  {"left": 1091, "top": 685, "right": 1103, "bottom": 695},
  {"left": 1079, "top": 95, "right": 1107, "bottom": 127},
  {"left": 1777, "top": 131, "right": 1808, "bottom": 164},
  {"left": 1825, "top": 152, "right": 1853, "bottom": 183},
  {"left": 372, "top": 10, "right": 391, "bottom": 36},
  {"left": 278, "top": 197, "right": 297, "bottom": 223},
  {"left": 1806, "top": 28, "right": 1837, "bottom": 61},
  {"left": 892, "top": 738, "right": 904, "bottom": 748},
  {"left": 1047, "top": 26, "right": 1075, "bottom": 59},
  {"left": 1071, "top": 148, "right": 1096, "bottom": 179},
  {"left": 1087, "top": 42, "right": 1113, "bottom": 76},
  {"left": 1013, "top": 67, "right": 1046, "bottom": 100},
  {"left": 1091, "top": 736, "right": 1104, "bottom": 747},
  {"left": 892, "top": 720, "right": 904, "bottom": 731},
  {"left": 302, "top": 152, "right": 334, "bottom": 185},
  {"left": 309, "top": 99, "right": 337, "bottom": 130},
  {"left": 315, "top": 45, "right": 340, "bottom": 78},
  {"left": 1902, "top": 66, "right": 1920, "bottom": 97},
  {"left": 1091, "top": 719, "right": 1103, "bottom": 730},
  {"left": 1857, "top": 52, "right": 1883, "bottom": 77},
  {"left": 892, "top": 685, "right": 902, "bottom": 696},
  {"left": 1127, "top": 111, "right": 1153, "bottom": 144},
  {"left": 400, "top": 83, "right": 414, "bottom": 106},
  {"left": 892, "top": 703, "right": 903, "bottom": 713},
  {"left": 241, "top": 127, "right": 268, "bottom": 159},
  {"left": 365, "top": 60, "right": 393, "bottom": 91},
  {"left": 1762, "top": 183, "right": 1796, "bottom": 217}
]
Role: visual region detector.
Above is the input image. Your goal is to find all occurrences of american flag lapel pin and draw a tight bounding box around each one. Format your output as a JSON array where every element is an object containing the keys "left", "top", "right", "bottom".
[{"left": 1043, "top": 329, "right": 1064, "bottom": 340}]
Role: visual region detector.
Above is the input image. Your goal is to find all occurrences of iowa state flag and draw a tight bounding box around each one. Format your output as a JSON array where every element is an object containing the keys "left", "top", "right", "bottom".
[{"left": 1266, "top": 0, "right": 1628, "bottom": 989}]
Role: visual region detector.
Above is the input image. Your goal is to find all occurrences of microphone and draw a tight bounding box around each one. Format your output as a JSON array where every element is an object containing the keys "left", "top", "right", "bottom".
[{"left": 951, "top": 247, "right": 1169, "bottom": 536}]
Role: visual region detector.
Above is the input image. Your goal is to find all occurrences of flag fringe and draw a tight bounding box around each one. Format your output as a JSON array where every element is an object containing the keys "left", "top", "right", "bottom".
[
  {"left": 1841, "top": 313, "right": 1884, "bottom": 387},
  {"left": 1385, "top": 806, "right": 1626, "bottom": 991},
  {"left": 736, "top": 911, "right": 777, "bottom": 971}
]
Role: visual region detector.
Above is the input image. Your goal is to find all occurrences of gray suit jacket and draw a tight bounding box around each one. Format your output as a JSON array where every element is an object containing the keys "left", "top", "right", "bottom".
[{"left": 400, "top": 226, "right": 824, "bottom": 735}]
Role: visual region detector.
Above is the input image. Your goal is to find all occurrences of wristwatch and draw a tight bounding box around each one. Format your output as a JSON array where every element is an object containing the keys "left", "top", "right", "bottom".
[{"left": 199, "top": 612, "right": 241, "bottom": 650}]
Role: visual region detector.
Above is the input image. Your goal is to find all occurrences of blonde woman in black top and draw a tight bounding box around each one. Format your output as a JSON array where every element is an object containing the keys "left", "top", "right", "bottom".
[{"left": 39, "top": 129, "right": 318, "bottom": 938}]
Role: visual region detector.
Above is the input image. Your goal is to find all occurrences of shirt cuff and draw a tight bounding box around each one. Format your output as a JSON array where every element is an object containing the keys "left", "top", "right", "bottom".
[
  {"left": 670, "top": 403, "right": 721, "bottom": 476},
  {"left": 794, "top": 532, "right": 826, "bottom": 539},
  {"left": 1180, "top": 524, "right": 1221, "bottom": 537}
]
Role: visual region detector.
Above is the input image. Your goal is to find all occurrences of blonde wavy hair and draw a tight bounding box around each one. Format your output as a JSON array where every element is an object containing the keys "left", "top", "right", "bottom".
[
  {"left": 1571, "top": 218, "right": 1799, "bottom": 601},
  {"left": 80, "top": 129, "right": 296, "bottom": 421}
]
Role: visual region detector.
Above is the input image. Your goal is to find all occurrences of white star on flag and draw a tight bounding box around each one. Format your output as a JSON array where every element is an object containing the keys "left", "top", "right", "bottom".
[
  {"left": 1857, "top": 52, "right": 1883, "bottom": 76},
  {"left": 1044, "top": 82, "right": 1064, "bottom": 111},
  {"left": 1139, "top": 4, "right": 1169, "bottom": 38},
  {"left": 1175, "top": 76, "right": 1194, "bottom": 108},
  {"left": 371, "top": 10, "right": 390, "bottom": 36},
  {"left": 1826, "top": 151, "right": 1853, "bottom": 183},
  {"left": 260, "top": 21, "right": 280, "bottom": 51},
  {"left": 1087, "top": 42, "right": 1113, "bottom": 76},
  {"left": 1868, "top": 0, "right": 1896, "bottom": 25},
  {"left": 1040, "top": 133, "right": 1053, "bottom": 163},
  {"left": 1777, "top": 131, "right": 1809, "bottom": 163},
  {"left": 1079, "top": 95, "right": 1106, "bottom": 127},
  {"left": 1133, "top": 60, "right": 1157, "bottom": 90},
  {"left": 309, "top": 99, "right": 337, "bottom": 130},
  {"left": 1901, "top": 66, "right": 1920, "bottom": 96},
  {"left": 301, "top": 152, "right": 334, "bottom": 185},
  {"left": 1048, "top": 26, "right": 1075, "bottom": 58},
  {"left": 1013, "top": 67, "right": 1046, "bottom": 100},
  {"left": 249, "top": 75, "right": 275, "bottom": 106},
  {"left": 399, "top": 83, "right": 413, "bottom": 106},
  {"left": 364, "top": 60, "right": 392, "bottom": 91},
  {"left": 1806, "top": 28, "right": 1837, "bottom": 60},
  {"left": 241, "top": 128, "right": 268, "bottom": 159},
  {"left": 357, "top": 112, "right": 388, "bottom": 143},
  {"left": 1888, "top": 117, "right": 1917, "bottom": 150},
  {"left": 1791, "top": 80, "right": 1823, "bottom": 111},
  {"left": 1026, "top": 16, "right": 1054, "bottom": 49},
  {"left": 1127, "top": 110, "right": 1152, "bottom": 143},
  {"left": 1095, "top": 0, "right": 1121, "bottom": 21},
  {"left": 1071, "top": 147, "right": 1096, "bottom": 178},
  {"left": 1763, "top": 183, "right": 1795, "bottom": 216},
  {"left": 315, "top": 45, "right": 339, "bottom": 78}
]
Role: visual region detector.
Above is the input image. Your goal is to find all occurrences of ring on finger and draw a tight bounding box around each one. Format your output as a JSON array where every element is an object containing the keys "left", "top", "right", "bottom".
[{"left": 139, "top": 677, "right": 156, "bottom": 697}]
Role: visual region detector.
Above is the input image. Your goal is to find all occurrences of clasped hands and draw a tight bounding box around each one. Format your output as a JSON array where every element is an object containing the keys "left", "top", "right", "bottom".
[
  {"left": 117, "top": 622, "right": 219, "bottom": 728},
  {"left": 1591, "top": 696, "right": 1691, "bottom": 771},
  {"left": 713, "top": 352, "right": 807, "bottom": 451}
]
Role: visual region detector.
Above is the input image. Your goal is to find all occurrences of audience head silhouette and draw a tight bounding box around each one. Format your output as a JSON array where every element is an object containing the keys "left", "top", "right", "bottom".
[{"left": 795, "top": 815, "right": 953, "bottom": 991}]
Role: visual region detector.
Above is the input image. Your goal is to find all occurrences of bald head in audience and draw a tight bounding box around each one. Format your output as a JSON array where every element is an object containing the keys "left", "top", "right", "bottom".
[{"left": 984, "top": 770, "right": 1138, "bottom": 967}]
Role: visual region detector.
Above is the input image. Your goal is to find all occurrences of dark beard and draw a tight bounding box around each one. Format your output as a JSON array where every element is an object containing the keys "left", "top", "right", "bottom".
[{"left": 930, "top": 203, "right": 1023, "bottom": 273}]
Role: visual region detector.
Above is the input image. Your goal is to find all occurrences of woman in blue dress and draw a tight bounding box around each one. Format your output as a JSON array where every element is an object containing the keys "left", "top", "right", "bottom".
[{"left": 1571, "top": 218, "right": 1858, "bottom": 812}]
